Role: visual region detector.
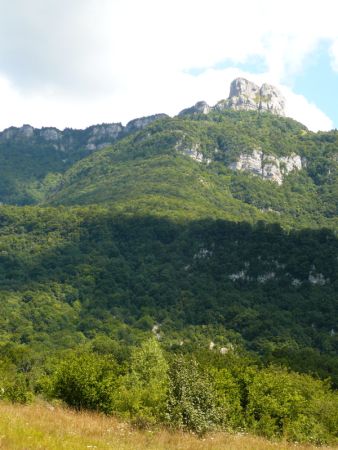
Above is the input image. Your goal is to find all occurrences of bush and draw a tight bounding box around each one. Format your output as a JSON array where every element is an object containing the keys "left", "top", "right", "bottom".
[
  {"left": 113, "top": 338, "right": 168, "bottom": 424},
  {"left": 0, "top": 362, "right": 33, "bottom": 404},
  {"left": 209, "top": 367, "right": 244, "bottom": 430},
  {"left": 166, "top": 356, "right": 221, "bottom": 435},
  {"left": 52, "top": 352, "right": 117, "bottom": 413},
  {"left": 246, "top": 366, "right": 338, "bottom": 444}
]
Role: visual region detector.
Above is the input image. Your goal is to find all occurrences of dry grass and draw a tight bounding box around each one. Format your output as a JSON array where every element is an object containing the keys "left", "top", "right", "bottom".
[{"left": 0, "top": 402, "right": 335, "bottom": 450}]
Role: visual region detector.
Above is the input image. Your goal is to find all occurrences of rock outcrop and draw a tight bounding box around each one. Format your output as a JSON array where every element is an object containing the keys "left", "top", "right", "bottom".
[
  {"left": 259, "top": 83, "right": 285, "bottom": 115},
  {"left": 125, "top": 114, "right": 168, "bottom": 133},
  {"left": 179, "top": 78, "right": 286, "bottom": 117},
  {"left": 219, "top": 78, "right": 261, "bottom": 112},
  {"left": 0, "top": 114, "right": 168, "bottom": 153},
  {"left": 175, "top": 140, "right": 211, "bottom": 164},
  {"left": 40, "top": 128, "right": 62, "bottom": 141},
  {"left": 229, "top": 149, "right": 303, "bottom": 185},
  {"left": 178, "top": 101, "right": 211, "bottom": 116},
  {"left": 85, "top": 124, "right": 124, "bottom": 150},
  {"left": 216, "top": 78, "right": 285, "bottom": 116}
]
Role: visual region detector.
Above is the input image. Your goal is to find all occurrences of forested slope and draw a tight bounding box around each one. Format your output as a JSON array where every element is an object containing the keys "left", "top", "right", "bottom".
[{"left": 0, "top": 107, "right": 337, "bottom": 444}]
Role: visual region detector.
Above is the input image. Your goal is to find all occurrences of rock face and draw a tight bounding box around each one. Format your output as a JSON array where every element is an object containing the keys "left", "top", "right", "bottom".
[
  {"left": 40, "top": 128, "right": 62, "bottom": 141},
  {"left": 179, "top": 78, "right": 286, "bottom": 117},
  {"left": 175, "top": 141, "right": 205, "bottom": 162},
  {"left": 175, "top": 140, "right": 212, "bottom": 164},
  {"left": 178, "top": 101, "right": 211, "bottom": 116},
  {"left": 217, "top": 78, "right": 285, "bottom": 116},
  {"left": 0, "top": 114, "right": 168, "bottom": 153},
  {"left": 259, "top": 83, "right": 285, "bottom": 115},
  {"left": 125, "top": 114, "right": 168, "bottom": 133},
  {"left": 229, "top": 149, "right": 302, "bottom": 185},
  {"left": 223, "top": 78, "right": 261, "bottom": 111},
  {"left": 85, "top": 124, "right": 124, "bottom": 150}
]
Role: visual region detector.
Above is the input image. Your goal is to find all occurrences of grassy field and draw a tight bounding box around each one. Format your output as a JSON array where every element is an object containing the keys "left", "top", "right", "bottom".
[{"left": 0, "top": 402, "right": 335, "bottom": 450}]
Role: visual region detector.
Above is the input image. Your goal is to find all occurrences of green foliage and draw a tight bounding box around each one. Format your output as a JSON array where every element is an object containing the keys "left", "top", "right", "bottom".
[
  {"left": 209, "top": 367, "right": 244, "bottom": 429},
  {"left": 246, "top": 366, "right": 338, "bottom": 444},
  {"left": 41, "top": 111, "right": 337, "bottom": 231},
  {"left": 113, "top": 339, "right": 169, "bottom": 424},
  {"left": 0, "top": 110, "right": 336, "bottom": 444},
  {"left": 0, "top": 205, "right": 336, "bottom": 383},
  {"left": 166, "top": 356, "right": 221, "bottom": 435},
  {"left": 0, "top": 361, "right": 32, "bottom": 403},
  {"left": 52, "top": 352, "right": 117, "bottom": 413}
]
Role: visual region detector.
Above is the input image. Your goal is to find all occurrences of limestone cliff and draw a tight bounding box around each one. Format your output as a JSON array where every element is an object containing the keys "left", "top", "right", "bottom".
[
  {"left": 229, "top": 149, "right": 303, "bottom": 185},
  {"left": 178, "top": 101, "right": 211, "bottom": 116},
  {"left": 124, "top": 114, "right": 169, "bottom": 133},
  {"left": 216, "top": 78, "right": 285, "bottom": 116},
  {"left": 0, "top": 114, "right": 167, "bottom": 153},
  {"left": 179, "top": 78, "right": 286, "bottom": 117}
]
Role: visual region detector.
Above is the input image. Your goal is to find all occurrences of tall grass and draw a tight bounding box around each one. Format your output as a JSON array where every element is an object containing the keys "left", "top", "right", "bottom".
[{"left": 0, "top": 402, "right": 335, "bottom": 450}]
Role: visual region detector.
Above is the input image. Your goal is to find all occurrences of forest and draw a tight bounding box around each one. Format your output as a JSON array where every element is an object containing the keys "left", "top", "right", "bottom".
[{"left": 0, "top": 110, "right": 337, "bottom": 444}]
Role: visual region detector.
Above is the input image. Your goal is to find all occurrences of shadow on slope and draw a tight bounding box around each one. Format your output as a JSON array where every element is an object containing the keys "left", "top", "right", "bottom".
[{"left": 0, "top": 207, "right": 337, "bottom": 380}]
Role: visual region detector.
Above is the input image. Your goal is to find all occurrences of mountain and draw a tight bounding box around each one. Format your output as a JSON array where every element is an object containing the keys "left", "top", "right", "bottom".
[
  {"left": 0, "top": 114, "right": 167, "bottom": 205},
  {"left": 48, "top": 108, "right": 337, "bottom": 230},
  {"left": 0, "top": 78, "right": 337, "bottom": 387}
]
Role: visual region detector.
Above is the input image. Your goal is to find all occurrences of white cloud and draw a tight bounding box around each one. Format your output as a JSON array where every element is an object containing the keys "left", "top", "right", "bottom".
[
  {"left": 282, "top": 88, "right": 333, "bottom": 132},
  {"left": 0, "top": 0, "right": 337, "bottom": 131}
]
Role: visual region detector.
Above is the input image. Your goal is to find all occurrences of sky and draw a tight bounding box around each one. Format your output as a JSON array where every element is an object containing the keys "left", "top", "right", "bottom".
[{"left": 0, "top": 0, "right": 337, "bottom": 132}]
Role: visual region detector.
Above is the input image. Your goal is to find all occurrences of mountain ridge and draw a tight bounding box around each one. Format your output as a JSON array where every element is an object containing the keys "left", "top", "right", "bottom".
[{"left": 0, "top": 77, "right": 288, "bottom": 155}]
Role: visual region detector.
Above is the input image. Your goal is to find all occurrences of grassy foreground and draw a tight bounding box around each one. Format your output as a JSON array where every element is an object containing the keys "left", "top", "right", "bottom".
[{"left": 0, "top": 402, "right": 335, "bottom": 450}]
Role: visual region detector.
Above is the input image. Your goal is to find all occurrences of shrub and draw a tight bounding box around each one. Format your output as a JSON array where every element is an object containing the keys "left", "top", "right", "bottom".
[
  {"left": 246, "top": 366, "right": 338, "bottom": 444},
  {"left": 113, "top": 338, "right": 168, "bottom": 424},
  {"left": 166, "top": 356, "right": 221, "bottom": 435},
  {"left": 0, "top": 362, "right": 33, "bottom": 404},
  {"left": 52, "top": 352, "right": 117, "bottom": 413}
]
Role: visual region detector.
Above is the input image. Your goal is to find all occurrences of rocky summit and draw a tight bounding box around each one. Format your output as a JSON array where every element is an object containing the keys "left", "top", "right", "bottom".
[
  {"left": 217, "top": 78, "right": 286, "bottom": 115},
  {"left": 179, "top": 78, "right": 286, "bottom": 117}
]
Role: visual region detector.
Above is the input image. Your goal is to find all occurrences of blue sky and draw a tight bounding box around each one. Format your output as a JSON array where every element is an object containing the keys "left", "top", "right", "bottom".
[
  {"left": 292, "top": 42, "right": 338, "bottom": 129},
  {"left": 0, "top": 0, "right": 337, "bottom": 131},
  {"left": 186, "top": 43, "right": 338, "bottom": 130}
]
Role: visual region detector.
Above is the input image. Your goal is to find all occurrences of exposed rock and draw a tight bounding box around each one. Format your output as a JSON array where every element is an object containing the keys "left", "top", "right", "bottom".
[
  {"left": 0, "top": 124, "right": 35, "bottom": 141},
  {"left": 216, "top": 78, "right": 285, "bottom": 116},
  {"left": 1, "top": 127, "right": 18, "bottom": 140},
  {"left": 178, "top": 101, "right": 211, "bottom": 116},
  {"left": 193, "top": 248, "right": 212, "bottom": 259},
  {"left": 257, "top": 272, "right": 276, "bottom": 283},
  {"left": 228, "top": 270, "right": 250, "bottom": 281},
  {"left": 260, "top": 83, "right": 285, "bottom": 115},
  {"left": 0, "top": 116, "right": 164, "bottom": 153},
  {"left": 86, "top": 123, "right": 123, "bottom": 150},
  {"left": 209, "top": 341, "right": 215, "bottom": 350},
  {"left": 229, "top": 149, "right": 302, "bottom": 185},
  {"left": 229, "top": 149, "right": 263, "bottom": 176},
  {"left": 88, "top": 123, "right": 123, "bottom": 142},
  {"left": 152, "top": 324, "right": 161, "bottom": 340},
  {"left": 308, "top": 271, "right": 327, "bottom": 286},
  {"left": 19, "top": 124, "right": 35, "bottom": 138},
  {"left": 125, "top": 114, "right": 168, "bottom": 133},
  {"left": 220, "top": 345, "right": 234, "bottom": 355},
  {"left": 219, "top": 78, "right": 261, "bottom": 112},
  {"left": 175, "top": 141, "right": 205, "bottom": 162},
  {"left": 40, "top": 128, "right": 62, "bottom": 141}
]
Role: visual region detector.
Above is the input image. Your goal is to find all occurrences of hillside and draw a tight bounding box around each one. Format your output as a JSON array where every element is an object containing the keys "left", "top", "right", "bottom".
[
  {"left": 0, "top": 114, "right": 166, "bottom": 205},
  {"left": 47, "top": 110, "right": 337, "bottom": 230},
  {"left": 0, "top": 79, "right": 337, "bottom": 444}
]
